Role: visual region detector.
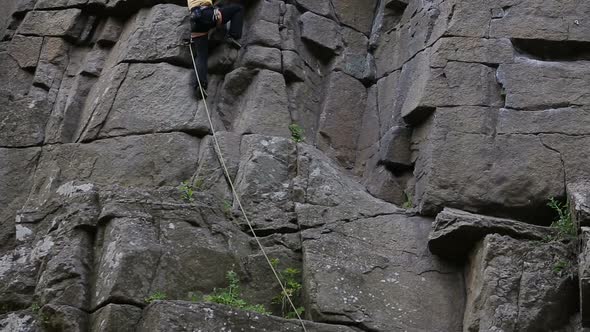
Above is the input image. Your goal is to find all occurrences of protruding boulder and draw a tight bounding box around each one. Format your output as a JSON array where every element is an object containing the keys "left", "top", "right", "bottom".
[
  {"left": 464, "top": 234, "right": 577, "bottom": 332},
  {"left": 18, "top": 9, "right": 84, "bottom": 39},
  {"left": 89, "top": 304, "right": 142, "bottom": 332},
  {"left": 569, "top": 182, "right": 590, "bottom": 228},
  {"left": 299, "top": 12, "right": 342, "bottom": 56},
  {"left": 428, "top": 208, "right": 555, "bottom": 259}
]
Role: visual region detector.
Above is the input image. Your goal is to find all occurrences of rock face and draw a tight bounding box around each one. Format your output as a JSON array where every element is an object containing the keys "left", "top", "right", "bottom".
[
  {"left": 303, "top": 215, "right": 464, "bottom": 331},
  {"left": 138, "top": 301, "right": 360, "bottom": 332},
  {"left": 429, "top": 208, "right": 555, "bottom": 259},
  {"left": 464, "top": 234, "right": 577, "bottom": 332},
  {"left": 1, "top": 0, "right": 588, "bottom": 331}
]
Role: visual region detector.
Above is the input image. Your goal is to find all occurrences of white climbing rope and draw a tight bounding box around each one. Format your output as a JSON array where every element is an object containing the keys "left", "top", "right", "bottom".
[{"left": 188, "top": 42, "right": 308, "bottom": 332}]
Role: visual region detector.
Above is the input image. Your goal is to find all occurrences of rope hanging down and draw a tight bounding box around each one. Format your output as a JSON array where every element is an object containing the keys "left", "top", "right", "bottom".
[{"left": 188, "top": 43, "right": 308, "bottom": 332}]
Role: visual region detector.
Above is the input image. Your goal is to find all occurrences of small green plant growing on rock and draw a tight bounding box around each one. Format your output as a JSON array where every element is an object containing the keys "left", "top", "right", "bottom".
[
  {"left": 271, "top": 258, "right": 305, "bottom": 319},
  {"left": 144, "top": 291, "right": 167, "bottom": 304},
  {"left": 222, "top": 200, "right": 233, "bottom": 218},
  {"left": 548, "top": 198, "right": 576, "bottom": 241},
  {"left": 402, "top": 192, "right": 413, "bottom": 209},
  {"left": 289, "top": 124, "right": 305, "bottom": 143},
  {"left": 553, "top": 260, "right": 570, "bottom": 274},
  {"left": 204, "top": 270, "right": 269, "bottom": 314},
  {"left": 30, "top": 303, "right": 40, "bottom": 313},
  {"left": 178, "top": 181, "right": 195, "bottom": 202}
]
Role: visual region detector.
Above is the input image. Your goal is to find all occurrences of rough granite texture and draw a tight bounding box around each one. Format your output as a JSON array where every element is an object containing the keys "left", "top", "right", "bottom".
[{"left": 1, "top": 0, "right": 589, "bottom": 331}]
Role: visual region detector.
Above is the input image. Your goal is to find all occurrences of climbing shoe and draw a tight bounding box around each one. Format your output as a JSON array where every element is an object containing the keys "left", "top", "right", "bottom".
[
  {"left": 225, "top": 36, "right": 242, "bottom": 49},
  {"left": 195, "top": 86, "right": 208, "bottom": 100}
]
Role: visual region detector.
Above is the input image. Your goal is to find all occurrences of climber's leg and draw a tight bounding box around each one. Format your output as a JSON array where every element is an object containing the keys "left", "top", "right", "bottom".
[
  {"left": 218, "top": 3, "right": 244, "bottom": 48},
  {"left": 191, "top": 34, "right": 209, "bottom": 95}
]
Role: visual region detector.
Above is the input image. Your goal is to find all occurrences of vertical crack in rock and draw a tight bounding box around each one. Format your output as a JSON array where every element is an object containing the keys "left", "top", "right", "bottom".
[{"left": 539, "top": 135, "right": 567, "bottom": 198}]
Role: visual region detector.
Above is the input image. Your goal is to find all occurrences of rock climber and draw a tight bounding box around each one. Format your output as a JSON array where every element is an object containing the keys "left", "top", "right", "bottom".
[{"left": 188, "top": 0, "right": 244, "bottom": 99}]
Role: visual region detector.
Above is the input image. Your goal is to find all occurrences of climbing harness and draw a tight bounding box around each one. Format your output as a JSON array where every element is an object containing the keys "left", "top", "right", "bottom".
[{"left": 188, "top": 43, "right": 308, "bottom": 332}]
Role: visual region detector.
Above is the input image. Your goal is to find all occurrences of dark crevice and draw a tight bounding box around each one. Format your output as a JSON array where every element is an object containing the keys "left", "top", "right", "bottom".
[
  {"left": 316, "top": 317, "right": 381, "bottom": 332},
  {"left": 512, "top": 38, "right": 590, "bottom": 62},
  {"left": 90, "top": 297, "right": 145, "bottom": 314},
  {"left": 239, "top": 224, "right": 301, "bottom": 238},
  {"left": 402, "top": 106, "right": 435, "bottom": 126},
  {"left": 377, "top": 159, "right": 413, "bottom": 177}
]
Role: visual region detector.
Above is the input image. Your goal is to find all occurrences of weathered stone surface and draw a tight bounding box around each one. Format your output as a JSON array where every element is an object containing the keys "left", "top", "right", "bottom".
[
  {"left": 282, "top": 50, "right": 305, "bottom": 82},
  {"left": 356, "top": 86, "right": 380, "bottom": 161},
  {"left": 332, "top": 0, "right": 377, "bottom": 36},
  {"left": 0, "top": 312, "right": 39, "bottom": 332},
  {"left": 378, "top": 126, "right": 412, "bottom": 169},
  {"left": 43, "top": 74, "right": 97, "bottom": 144},
  {"left": 373, "top": 29, "right": 401, "bottom": 79},
  {"left": 299, "top": 12, "right": 342, "bottom": 56},
  {"left": 78, "top": 44, "right": 109, "bottom": 77},
  {"left": 39, "top": 304, "right": 88, "bottom": 332},
  {"left": 2, "top": 0, "right": 589, "bottom": 330},
  {"left": 294, "top": 144, "right": 402, "bottom": 229},
  {"left": 294, "top": 0, "right": 331, "bottom": 17},
  {"left": 317, "top": 72, "right": 367, "bottom": 169},
  {"left": 7, "top": 35, "right": 42, "bottom": 69},
  {"left": 96, "top": 16, "right": 122, "bottom": 46},
  {"left": 497, "top": 107, "right": 590, "bottom": 136},
  {"left": 27, "top": 133, "right": 200, "bottom": 207},
  {"left": 238, "top": 45, "right": 281, "bottom": 72},
  {"left": 0, "top": 52, "right": 34, "bottom": 99},
  {"left": 75, "top": 63, "right": 129, "bottom": 142},
  {"left": 35, "top": 230, "right": 93, "bottom": 310},
  {"left": 429, "top": 208, "right": 555, "bottom": 259},
  {"left": 464, "top": 234, "right": 577, "bottom": 332},
  {"left": 0, "top": 147, "right": 40, "bottom": 253},
  {"left": 399, "top": 53, "right": 503, "bottom": 124},
  {"left": 93, "top": 217, "right": 161, "bottom": 308},
  {"left": 303, "top": 214, "right": 464, "bottom": 332},
  {"left": 430, "top": 37, "right": 514, "bottom": 67},
  {"left": 246, "top": 20, "right": 281, "bottom": 48},
  {"left": 115, "top": 4, "right": 190, "bottom": 66},
  {"left": 89, "top": 304, "right": 141, "bottom": 332},
  {"left": 0, "top": 92, "right": 51, "bottom": 147},
  {"left": 235, "top": 135, "right": 297, "bottom": 233},
  {"left": 32, "top": 37, "right": 70, "bottom": 92},
  {"left": 138, "top": 301, "right": 361, "bottom": 332},
  {"left": 18, "top": 9, "right": 83, "bottom": 39},
  {"left": 244, "top": 0, "right": 281, "bottom": 24},
  {"left": 193, "top": 131, "right": 241, "bottom": 197},
  {"left": 376, "top": 71, "right": 401, "bottom": 136},
  {"left": 363, "top": 165, "right": 410, "bottom": 206},
  {"left": 580, "top": 227, "right": 590, "bottom": 328},
  {"left": 232, "top": 70, "right": 291, "bottom": 138},
  {"left": 540, "top": 134, "right": 590, "bottom": 185},
  {"left": 96, "top": 63, "right": 201, "bottom": 138},
  {"left": 489, "top": 0, "right": 590, "bottom": 42},
  {"left": 335, "top": 26, "right": 371, "bottom": 81},
  {"left": 33, "top": 0, "right": 92, "bottom": 10},
  {"left": 413, "top": 107, "right": 564, "bottom": 220},
  {"left": 569, "top": 182, "right": 590, "bottom": 228},
  {"left": 498, "top": 58, "right": 590, "bottom": 110}
]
